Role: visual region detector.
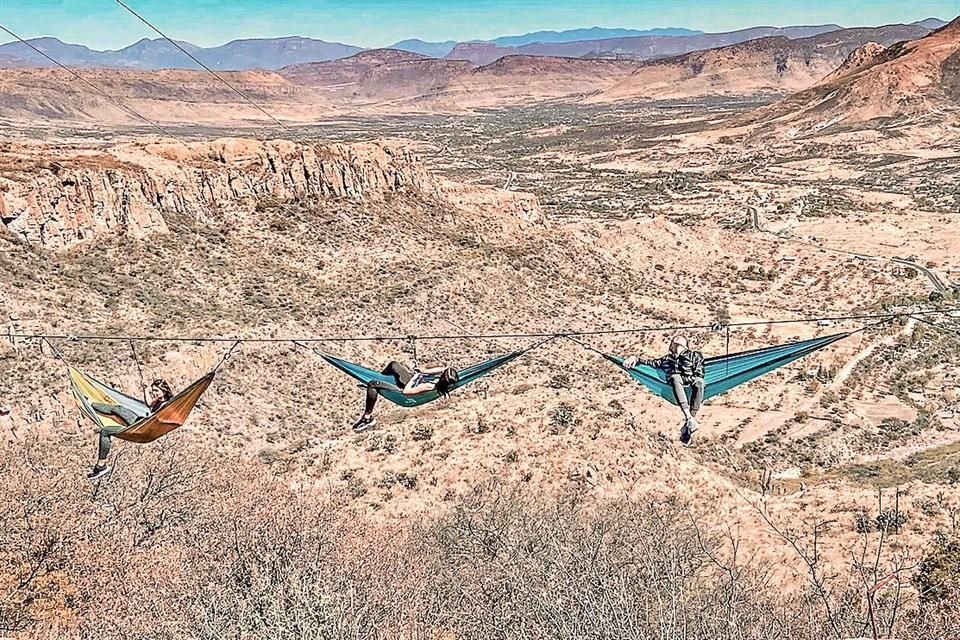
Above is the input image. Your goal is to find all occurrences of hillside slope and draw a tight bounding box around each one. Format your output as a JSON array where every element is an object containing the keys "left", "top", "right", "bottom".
[
  {"left": 750, "top": 17, "right": 960, "bottom": 132},
  {"left": 0, "top": 67, "right": 333, "bottom": 124},
  {"left": 591, "top": 24, "right": 933, "bottom": 101}
]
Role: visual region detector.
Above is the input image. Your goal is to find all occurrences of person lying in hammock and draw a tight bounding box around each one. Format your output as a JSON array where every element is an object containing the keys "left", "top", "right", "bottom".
[
  {"left": 624, "top": 335, "right": 705, "bottom": 445},
  {"left": 87, "top": 379, "right": 173, "bottom": 479},
  {"left": 352, "top": 361, "right": 460, "bottom": 432}
]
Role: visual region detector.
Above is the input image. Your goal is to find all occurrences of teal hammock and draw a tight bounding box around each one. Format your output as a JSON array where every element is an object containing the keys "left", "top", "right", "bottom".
[
  {"left": 321, "top": 351, "right": 526, "bottom": 407},
  {"left": 605, "top": 332, "right": 852, "bottom": 405}
]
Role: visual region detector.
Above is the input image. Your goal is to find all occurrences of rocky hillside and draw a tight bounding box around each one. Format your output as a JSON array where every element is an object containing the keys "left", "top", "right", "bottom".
[
  {"left": 279, "top": 49, "right": 432, "bottom": 87},
  {"left": 439, "top": 56, "right": 640, "bottom": 108},
  {"left": 750, "top": 17, "right": 960, "bottom": 132},
  {"left": 444, "top": 25, "right": 846, "bottom": 64},
  {"left": 0, "top": 139, "right": 539, "bottom": 250},
  {"left": 591, "top": 24, "right": 933, "bottom": 101},
  {"left": 2, "top": 109, "right": 958, "bottom": 637},
  {"left": 0, "top": 67, "right": 332, "bottom": 124}
]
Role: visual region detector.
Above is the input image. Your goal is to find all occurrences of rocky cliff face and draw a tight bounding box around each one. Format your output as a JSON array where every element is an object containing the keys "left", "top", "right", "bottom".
[{"left": 0, "top": 138, "right": 540, "bottom": 250}]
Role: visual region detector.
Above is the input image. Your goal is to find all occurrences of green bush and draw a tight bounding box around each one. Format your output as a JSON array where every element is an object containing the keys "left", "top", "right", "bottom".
[
  {"left": 412, "top": 426, "right": 434, "bottom": 441},
  {"left": 875, "top": 509, "right": 907, "bottom": 533},
  {"left": 548, "top": 372, "right": 572, "bottom": 389},
  {"left": 549, "top": 403, "right": 578, "bottom": 434},
  {"left": 914, "top": 537, "right": 960, "bottom": 605}
]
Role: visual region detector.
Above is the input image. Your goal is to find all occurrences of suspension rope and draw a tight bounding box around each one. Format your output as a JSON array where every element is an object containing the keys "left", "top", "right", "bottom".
[
  {"left": 213, "top": 340, "right": 242, "bottom": 371},
  {"left": 407, "top": 335, "right": 419, "bottom": 370},
  {"left": 129, "top": 339, "right": 148, "bottom": 403},
  {"left": 910, "top": 315, "right": 960, "bottom": 337},
  {"left": 112, "top": 0, "right": 305, "bottom": 137},
  {"left": 725, "top": 324, "right": 731, "bottom": 376},
  {"left": 7, "top": 306, "right": 956, "bottom": 346},
  {"left": 39, "top": 337, "right": 68, "bottom": 363},
  {"left": 561, "top": 334, "right": 607, "bottom": 358}
]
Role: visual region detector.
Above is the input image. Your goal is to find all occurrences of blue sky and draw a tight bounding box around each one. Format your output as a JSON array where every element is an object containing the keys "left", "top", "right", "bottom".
[{"left": 1, "top": 0, "right": 956, "bottom": 49}]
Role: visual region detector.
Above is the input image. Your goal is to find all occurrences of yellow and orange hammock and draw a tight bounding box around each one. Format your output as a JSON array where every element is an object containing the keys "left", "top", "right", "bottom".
[{"left": 68, "top": 367, "right": 214, "bottom": 444}]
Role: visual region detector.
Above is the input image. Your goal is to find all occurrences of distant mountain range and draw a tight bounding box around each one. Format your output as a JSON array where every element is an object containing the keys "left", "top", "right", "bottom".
[
  {"left": 0, "top": 19, "right": 950, "bottom": 70},
  {"left": 489, "top": 26, "right": 703, "bottom": 46},
  {"left": 0, "top": 36, "right": 362, "bottom": 70},
  {"left": 389, "top": 39, "right": 460, "bottom": 58},
  {"left": 912, "top": 17, "right": 948, "bottom": 29},
  {"left": 391, "top": 27, "right": 705, "bottom": 57},
  {"left": 1, "top": 18, "right": 956, "bottom": 124},
  {"left": 442, "top": 24, "right": 852, "bottom": 65}
]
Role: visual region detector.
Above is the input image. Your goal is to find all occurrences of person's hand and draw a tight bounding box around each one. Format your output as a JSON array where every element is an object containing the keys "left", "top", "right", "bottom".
[{"left": 623, "top": 356, "right": 639, "bottom": 369}]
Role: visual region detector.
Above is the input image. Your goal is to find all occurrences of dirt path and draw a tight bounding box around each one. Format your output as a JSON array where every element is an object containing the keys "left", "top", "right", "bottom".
[{"left": 830, "top": 317, "right": 917, "bottom": 391}]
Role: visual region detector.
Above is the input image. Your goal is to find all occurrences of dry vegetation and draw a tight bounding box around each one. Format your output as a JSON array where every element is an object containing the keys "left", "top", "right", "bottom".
[{"left": 2, "top": 442, "right": 960, "bottom": 639}]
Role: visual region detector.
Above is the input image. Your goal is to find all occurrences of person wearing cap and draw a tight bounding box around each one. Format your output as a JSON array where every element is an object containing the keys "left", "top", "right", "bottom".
[{"left": 624, "top": 335, "right": 706, "bottom": 444}]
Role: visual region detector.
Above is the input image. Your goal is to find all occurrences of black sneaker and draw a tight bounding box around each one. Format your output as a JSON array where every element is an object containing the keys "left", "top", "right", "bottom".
[
  {"left": 87, "top": 464, "right": 111, "bottom": 480},
  {"left": 352, "top": 416, "right": 377, "bottom": 433}
]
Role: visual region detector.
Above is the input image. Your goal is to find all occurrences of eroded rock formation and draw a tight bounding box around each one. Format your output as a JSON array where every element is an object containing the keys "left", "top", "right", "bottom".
[{"left": 0, "top": 138, "right": 541, "bottom": 249}]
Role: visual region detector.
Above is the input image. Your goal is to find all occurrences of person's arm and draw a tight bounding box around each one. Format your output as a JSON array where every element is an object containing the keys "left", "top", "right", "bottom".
[
  {"left": 402, "top": 379, "right": 436, "bottom": 396},
  {"left": 624, "top": 355, "right": 659, "bottom": 369},
  {"left": 691, "top": 352, "right": 705, "bottom": 378},
  {"left": 419, "top": 364, "right": 449, "bottom": 375}
]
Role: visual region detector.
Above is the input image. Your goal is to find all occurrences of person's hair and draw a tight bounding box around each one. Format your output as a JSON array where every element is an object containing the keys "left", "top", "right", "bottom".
[
  {"left": 150, "top": 379, "right": 173, "bottom": 402},
  {"left": 435, "top": 367, "right": 460, "bottom": 397}
]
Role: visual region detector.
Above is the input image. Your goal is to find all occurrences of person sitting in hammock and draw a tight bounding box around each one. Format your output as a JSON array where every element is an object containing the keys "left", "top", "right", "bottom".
[
  {"left": 352, "top": 361, "right": 460, "bottom": 432},
  {"left": 87, "top": 379, "right": 173, "bottom": 479},
  {"left": 624, "top": 335, "right": 705, "bottom": 445}
]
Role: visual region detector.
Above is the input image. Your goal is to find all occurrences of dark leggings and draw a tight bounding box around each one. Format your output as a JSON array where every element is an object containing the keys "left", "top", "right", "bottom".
[
  {"left": 90, "top": 402, "right": 141, "bottom": 460},
  {"left": 365, "top": 361, "right": 413, "bottom": 414},
  {"left": 669, "top": 374, "right": 704, "bottom": 417}
]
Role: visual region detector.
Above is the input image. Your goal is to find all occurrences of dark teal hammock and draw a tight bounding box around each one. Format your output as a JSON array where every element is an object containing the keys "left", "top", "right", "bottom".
[
  {"left": 321, "top": 351, "right": 526, "bottom": 407},
  {"left": 604, "top": 332, "right": 851, "bottom": 406}
]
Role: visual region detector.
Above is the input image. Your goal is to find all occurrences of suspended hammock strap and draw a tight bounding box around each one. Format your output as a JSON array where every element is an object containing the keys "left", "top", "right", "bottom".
[
  {"left": 302, "top": 335, "right": 562, "bottom": 408},
  {"left": 129, "top": 339, "right": 148, "bottom": 404},
  {"left": 725, "top": 325, "right": 731, "bottom": 377},
  {"left": 407, "top": 335, "right": 419, "bottom": 371},
  {"left": 213, "top": 340, "right": 242, "bottom": 371},
  {"left": 40, "top": 336, "right": 69, "bottom": 363},
  {"left": 562, "top": 334, "right": 599, "bottom": 354},
  {"left": 909, "top": 315, "right": 960, "bottom": 337}
]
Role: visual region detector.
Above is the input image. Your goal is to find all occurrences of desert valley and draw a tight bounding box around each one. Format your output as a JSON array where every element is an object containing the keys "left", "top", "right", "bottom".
[{"left": 1, "top": 10, "right": 960, "bottom": 639}]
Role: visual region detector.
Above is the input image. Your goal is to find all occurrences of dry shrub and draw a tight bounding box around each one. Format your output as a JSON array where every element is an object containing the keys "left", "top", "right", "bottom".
[{"left": 2, "top": 441, "right": 960, "bottom": 639}]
